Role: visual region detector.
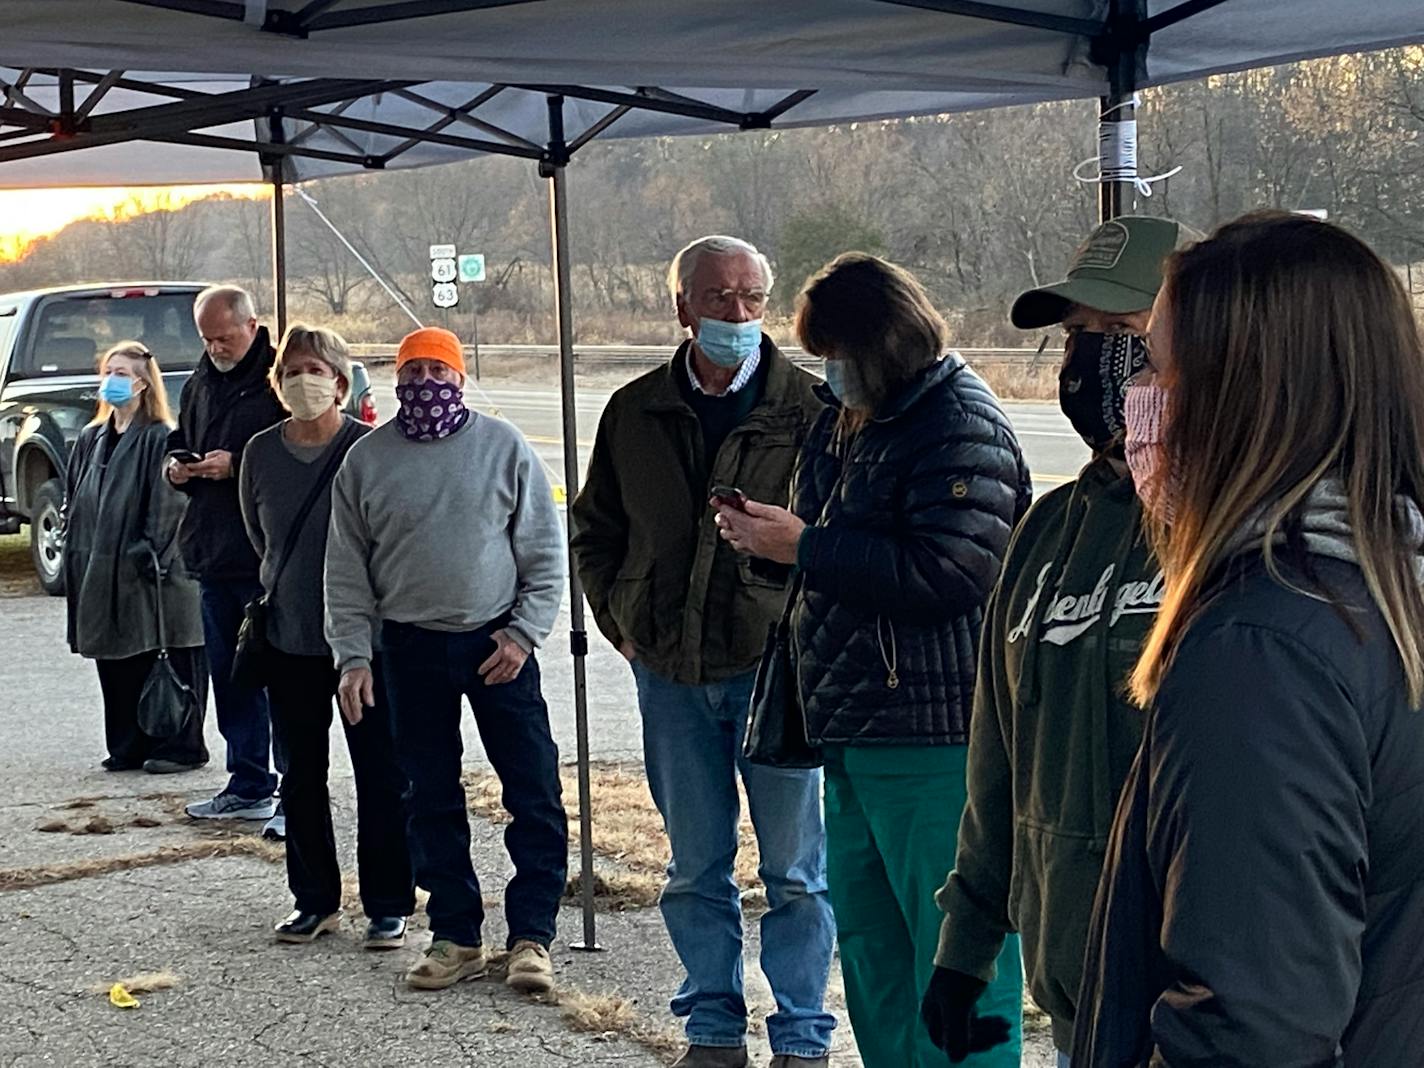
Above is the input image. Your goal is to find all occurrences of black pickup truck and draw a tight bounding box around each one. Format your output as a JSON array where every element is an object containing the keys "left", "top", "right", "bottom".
[{"left": 0, "top": 283, "right": 377, "bottom": 595}]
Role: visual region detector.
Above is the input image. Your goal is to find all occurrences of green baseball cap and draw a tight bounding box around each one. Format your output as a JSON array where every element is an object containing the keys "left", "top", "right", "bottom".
[{"left": 1011, "top": 216, "right": 1190, "bottom": 329}]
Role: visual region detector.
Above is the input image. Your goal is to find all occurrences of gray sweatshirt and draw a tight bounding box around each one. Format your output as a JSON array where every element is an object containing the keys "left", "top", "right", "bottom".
[
  {"left": 240, "top": 416, "right": 368, "bottom": 657},
  {"left": 324, "top": 414, "right": 566, "bottom": 674}
]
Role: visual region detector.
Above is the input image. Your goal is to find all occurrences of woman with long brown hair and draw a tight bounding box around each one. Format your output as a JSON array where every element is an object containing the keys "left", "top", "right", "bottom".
[
  {"left": 64, "top": 342, "right": 208, "bottom": 773},
  {"left": 1074, "top": 212, "right": 1424, "bottom": 1066},
  {"left": 716, "top": 253, "right": 1031, "bottom": 1067}
]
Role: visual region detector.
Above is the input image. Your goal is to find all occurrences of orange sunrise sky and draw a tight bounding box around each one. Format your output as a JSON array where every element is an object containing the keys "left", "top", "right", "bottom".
[{"left": 0, "top": 184, "right": 267, "bottom": 262}]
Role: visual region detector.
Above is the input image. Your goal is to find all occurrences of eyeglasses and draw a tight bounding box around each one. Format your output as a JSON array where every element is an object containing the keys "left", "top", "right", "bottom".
[{"left": 699, "top": 288, "right": 769, "bottom": 315}]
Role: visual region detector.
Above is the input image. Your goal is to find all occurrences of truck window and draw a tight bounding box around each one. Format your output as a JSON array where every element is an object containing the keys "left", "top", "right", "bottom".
[
  {"left": 0, "top": 309, "right": 16, "bottom": 372},
  {"left": 16, "top": 291, "right": 202, "bottom": 377}
]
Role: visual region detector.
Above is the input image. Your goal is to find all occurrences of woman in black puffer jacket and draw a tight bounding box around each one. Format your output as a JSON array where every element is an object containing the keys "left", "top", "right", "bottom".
[{"left": 715, "top": 253, "right": 1032, "bottom": 1068}]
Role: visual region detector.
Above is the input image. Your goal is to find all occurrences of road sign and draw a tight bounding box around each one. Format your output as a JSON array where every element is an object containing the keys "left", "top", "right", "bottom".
[
  {"left": 431, "top": 257, "right": 457, "bottom": 283},
  {"left": 429, "top": 243, "right": 456, "bottom": 260},
  {"left": 432, "top": 282, "right": 459, "bottom": 308},
  {"left": 458, "top": 253, "right": 486, "bottom": 283}
]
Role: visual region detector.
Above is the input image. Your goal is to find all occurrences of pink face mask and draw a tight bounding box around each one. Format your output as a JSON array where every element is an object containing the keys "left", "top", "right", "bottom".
[{"left": 1124, "top": 382, "right": 1175, "bottom": 521}]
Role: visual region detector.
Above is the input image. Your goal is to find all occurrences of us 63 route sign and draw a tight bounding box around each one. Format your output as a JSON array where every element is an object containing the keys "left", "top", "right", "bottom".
[{"left": 431, "top": 282, "right": 459, "bottom": 308}]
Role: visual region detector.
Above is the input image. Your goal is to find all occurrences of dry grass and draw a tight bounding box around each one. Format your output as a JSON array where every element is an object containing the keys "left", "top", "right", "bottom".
[
  {"left": 86, "top": 971, "right": 180, "bottom": 996},
  {"left": 464, "top": 763, "right": 761, "bottom": 909},
  {"left": 0, "top": 533, "right": 39, "bottom": 598},
  {"left": 559, "top": 989, "right": 638, "bottom": 1034},
  {"left": 0, "top": 837, "right": 282, "bottom": 892},
  {"left": 974, "top": 361, "right": 1057, "bottom": 402},
  {"left": 558, "top": 989, "right": 684, "bottom": 1061}
]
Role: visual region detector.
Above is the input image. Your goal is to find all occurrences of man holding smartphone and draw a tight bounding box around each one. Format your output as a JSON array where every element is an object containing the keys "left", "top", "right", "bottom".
[
  {"left": 571, "top": 236, "right": 834, "bottom": 1068},
  {"left": 166, "top": 285, "right": 287, "bottom": 832}
]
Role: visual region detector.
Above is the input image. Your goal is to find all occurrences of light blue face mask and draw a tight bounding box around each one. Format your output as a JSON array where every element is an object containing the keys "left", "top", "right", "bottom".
[
  {"left": 99, "top": 374, "right": 136, "bottom": 406},
  {"left": 823, "top": 359, "right": 871, "bottom": 410},
  {"left": 696, "top": 317, "right": 762, "bottom": 368}
]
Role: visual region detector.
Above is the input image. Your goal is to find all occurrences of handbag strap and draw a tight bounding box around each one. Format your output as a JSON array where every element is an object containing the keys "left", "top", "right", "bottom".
[
  {"left": 268, "top": 427, "right": 351, "bottom": 593},
  {"left": 150, "top": 548, "right": 169, "bottom": 657}
]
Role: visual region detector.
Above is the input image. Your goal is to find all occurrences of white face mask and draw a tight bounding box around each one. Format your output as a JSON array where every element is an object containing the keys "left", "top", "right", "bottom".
[{"left": 282, "top": 373, "right": 340, "bottom": 421}]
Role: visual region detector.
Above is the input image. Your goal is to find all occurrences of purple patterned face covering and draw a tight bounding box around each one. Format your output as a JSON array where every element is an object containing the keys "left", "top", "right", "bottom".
[{"left": 395, "top": 377, "right": 469, "bottom": 441}]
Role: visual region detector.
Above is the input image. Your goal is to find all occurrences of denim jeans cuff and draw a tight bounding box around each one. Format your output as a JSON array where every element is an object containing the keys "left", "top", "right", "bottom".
[
  {"left": 684, "top": 1037, "right": 747, "bottom": 1050},
  {"left": 771, "top": 1048, "right": 830, "bottom": 1059},
  {"left": 429, "top": 929, "right": 482, "bottom": 949}
]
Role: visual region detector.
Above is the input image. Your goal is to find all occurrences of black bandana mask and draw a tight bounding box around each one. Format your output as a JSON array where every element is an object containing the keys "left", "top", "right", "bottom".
[{"left": 1059, "top": 331, "right": 1150, "bottom": 452}]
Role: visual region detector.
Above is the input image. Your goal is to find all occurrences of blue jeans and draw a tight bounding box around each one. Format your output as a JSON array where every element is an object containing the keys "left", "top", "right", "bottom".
[
  {"left": 633, "top": 662, "right": 837, "bottom": 1058},
  {"left": 200, "top": 577, "right": 283, "bottom": 800},
  {"left": 382, "top": 619, "right": 568, "bottom": 949}
]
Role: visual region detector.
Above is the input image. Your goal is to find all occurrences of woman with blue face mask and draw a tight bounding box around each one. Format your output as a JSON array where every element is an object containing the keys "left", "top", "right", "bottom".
[
  {"left": 63, "top": 342, "right": 209, "bottom": 774},
  {"left": 714, "top": 253, "right": 1032, "bottom": 1068}
]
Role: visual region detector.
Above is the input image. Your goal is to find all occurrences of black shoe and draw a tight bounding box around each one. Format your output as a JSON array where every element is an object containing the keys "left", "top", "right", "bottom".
[
  {"left": 101, "top": 756, "right": 142, "bottom": 772},
  {"left": 142, "top": 758, "right": 206, "bottom": 775},
  {"left": 274, "top": 910, "right": 340, "bottom": 944},
  {"left": 364, "top": 916, "right": 407, "bottom": 950}
]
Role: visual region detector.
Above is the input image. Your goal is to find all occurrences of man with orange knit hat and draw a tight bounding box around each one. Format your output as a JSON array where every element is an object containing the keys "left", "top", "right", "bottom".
[{"left": 324, "top": 326, "right": 567, "bottom": 995}]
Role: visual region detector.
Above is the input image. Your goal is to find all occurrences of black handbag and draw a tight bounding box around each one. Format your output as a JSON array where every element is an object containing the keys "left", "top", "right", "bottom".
[
  {"left": 138, "top": 551, "right": 200, "bottom": 739},
  {"left": 232, "top": 438, "right": 348, "bottom": 687},
  {"left": 743, "top": 574, "right": 821, "bottom": 769}
]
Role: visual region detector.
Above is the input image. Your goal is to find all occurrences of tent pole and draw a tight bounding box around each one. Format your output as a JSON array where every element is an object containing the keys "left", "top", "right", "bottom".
[
  {"left": 543, "top": 93, "right": 601, "bottom": 952},
  {"left": 270, "top": 174, "right": 288, "bottom": 338},
  {"left": 1097, "top": 1, "right": 1145, "bottom": 222},
  {"left": 265, "top": 109, "right": 290, "bottom": 337}
]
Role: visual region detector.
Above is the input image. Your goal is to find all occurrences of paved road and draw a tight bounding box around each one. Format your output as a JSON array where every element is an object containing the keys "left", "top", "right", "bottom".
[{"left": 371, "top": 374, "right": 1090, "bottom": 497}]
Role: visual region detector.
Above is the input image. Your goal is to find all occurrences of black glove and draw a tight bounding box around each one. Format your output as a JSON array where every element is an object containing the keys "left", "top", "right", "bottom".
[{"left": 921, "top": 965, "right": 1012, "bottom": 1063}]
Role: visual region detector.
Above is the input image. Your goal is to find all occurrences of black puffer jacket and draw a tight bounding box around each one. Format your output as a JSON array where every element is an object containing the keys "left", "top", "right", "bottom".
[
  {"left": 166, "top": 328, "right": 285, "bottom": 581},
  {"left": 791, "top": 355, "right": 1031, "bottom": 746}
]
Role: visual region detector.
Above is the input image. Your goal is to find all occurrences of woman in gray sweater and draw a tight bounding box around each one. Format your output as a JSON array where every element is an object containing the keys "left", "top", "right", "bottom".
[{"left": 239, "top": 325, "right": 413, "bottom": 948}]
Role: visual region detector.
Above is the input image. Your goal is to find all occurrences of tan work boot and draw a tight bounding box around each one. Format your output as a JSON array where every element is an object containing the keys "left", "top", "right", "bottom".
[
  {"left": 505, "top": 939, "right": 554, "bottom": 995},
  {"left": 405, "top": 940, "right": 488, "bottom": 990}
]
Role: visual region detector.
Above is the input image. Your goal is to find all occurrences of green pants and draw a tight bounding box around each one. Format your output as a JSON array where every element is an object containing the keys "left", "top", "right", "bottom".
[{"left": 824, "top": 744, "right": 1023, "bottom": 1068}]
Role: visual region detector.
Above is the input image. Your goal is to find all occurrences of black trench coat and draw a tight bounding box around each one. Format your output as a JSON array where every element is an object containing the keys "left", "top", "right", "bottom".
[{"left": 63, "top": 416, "right": 204, "bottom": 660}]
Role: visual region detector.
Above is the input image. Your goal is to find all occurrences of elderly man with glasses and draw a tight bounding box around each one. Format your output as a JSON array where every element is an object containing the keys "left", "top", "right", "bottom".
[{"left": 572, "top": 236, "right": 834, "bottom": 1068}]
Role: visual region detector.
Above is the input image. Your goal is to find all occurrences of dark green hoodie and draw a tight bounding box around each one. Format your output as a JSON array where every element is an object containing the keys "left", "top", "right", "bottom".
[{"left": 935, "top": 454, "right": 1160, "bottom": 1051}]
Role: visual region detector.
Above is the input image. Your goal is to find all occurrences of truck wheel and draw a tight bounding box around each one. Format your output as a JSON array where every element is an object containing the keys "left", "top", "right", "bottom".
[{"left": 29, "top": 478, "right": 65, "bottom": 597}]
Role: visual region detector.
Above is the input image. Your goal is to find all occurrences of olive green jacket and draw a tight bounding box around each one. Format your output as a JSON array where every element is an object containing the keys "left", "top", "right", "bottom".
[{"left": 571, "top": 340, "right": 823, "bottom": 684}]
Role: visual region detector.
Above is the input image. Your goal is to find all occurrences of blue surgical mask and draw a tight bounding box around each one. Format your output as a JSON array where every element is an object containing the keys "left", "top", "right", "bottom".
[
  {"left": 696, "top": 318, "right": 762, "bottom": 368},
  {"left": 823, "top": 359, "right": 871, "bottom": 410},
  {"left": 99, "top": 374, "right": 136, "bottom": 406}
]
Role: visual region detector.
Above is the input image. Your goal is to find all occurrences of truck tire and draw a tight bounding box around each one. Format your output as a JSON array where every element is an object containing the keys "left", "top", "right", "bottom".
[{"left": 29, "top": 478, "right": 66, "bottom": 597}]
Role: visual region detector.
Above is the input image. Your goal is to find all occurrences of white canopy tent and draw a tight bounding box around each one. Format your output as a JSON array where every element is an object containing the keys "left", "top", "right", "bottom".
[{"left": 3, "top": 0, "right": 1422, "bottom": 950}]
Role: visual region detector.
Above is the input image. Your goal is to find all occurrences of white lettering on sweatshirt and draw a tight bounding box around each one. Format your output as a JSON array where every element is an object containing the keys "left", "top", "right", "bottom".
[{"left": 1007, "top": 562, "right": 1164, "bottom": 647}]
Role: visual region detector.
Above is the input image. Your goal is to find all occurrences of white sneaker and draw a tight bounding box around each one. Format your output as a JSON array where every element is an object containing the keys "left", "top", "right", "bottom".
[{"left": 262, "top": 802, "right": 286, "bottom": 840}]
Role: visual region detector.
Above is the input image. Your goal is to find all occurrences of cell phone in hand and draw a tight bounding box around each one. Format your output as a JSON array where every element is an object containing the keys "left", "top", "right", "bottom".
[
  {"left": 710, "top": 485, "right": 748, "bottom": 511},
  {"left": 168, "top": 450, "right": 203, "bottom": 465}
]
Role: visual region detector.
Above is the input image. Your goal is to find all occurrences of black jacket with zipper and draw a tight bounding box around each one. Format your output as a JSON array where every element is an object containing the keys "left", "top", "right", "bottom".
[
  {"left": 571, "top": 338, "right": 824, "bottom": 684},
  {"left": 1073, "top": 554, "right": 1424, "bottom": 1068},
  {"left": 790, "top": 355, "right": 1032, "bottom": 746},
  {"left": 166, "top": 328, "right": 285, "bottom": 581}
]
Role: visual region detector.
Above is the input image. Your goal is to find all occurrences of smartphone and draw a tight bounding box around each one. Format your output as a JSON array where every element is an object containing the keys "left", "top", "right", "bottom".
[
  {"left": 168, "top": 449, "right": 203, "bottom": 465},
  {"left": 710, "top": 485, "right": 748, "bottom": 511}
]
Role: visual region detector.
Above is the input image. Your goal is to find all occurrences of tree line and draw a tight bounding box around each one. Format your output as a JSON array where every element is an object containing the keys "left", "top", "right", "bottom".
[{"left": 2, "top": 47, "right": 1421, "bottom": 349}]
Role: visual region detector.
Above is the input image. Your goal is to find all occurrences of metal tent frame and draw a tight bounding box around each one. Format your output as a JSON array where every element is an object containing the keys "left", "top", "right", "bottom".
[{"left": 0, "top": 0, "right": 1306, "bottom": 952}]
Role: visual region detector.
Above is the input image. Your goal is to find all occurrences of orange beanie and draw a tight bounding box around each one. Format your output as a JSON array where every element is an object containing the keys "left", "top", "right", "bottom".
[{"left": 396, "top": 327, "right": 466, "bottom": 376}]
